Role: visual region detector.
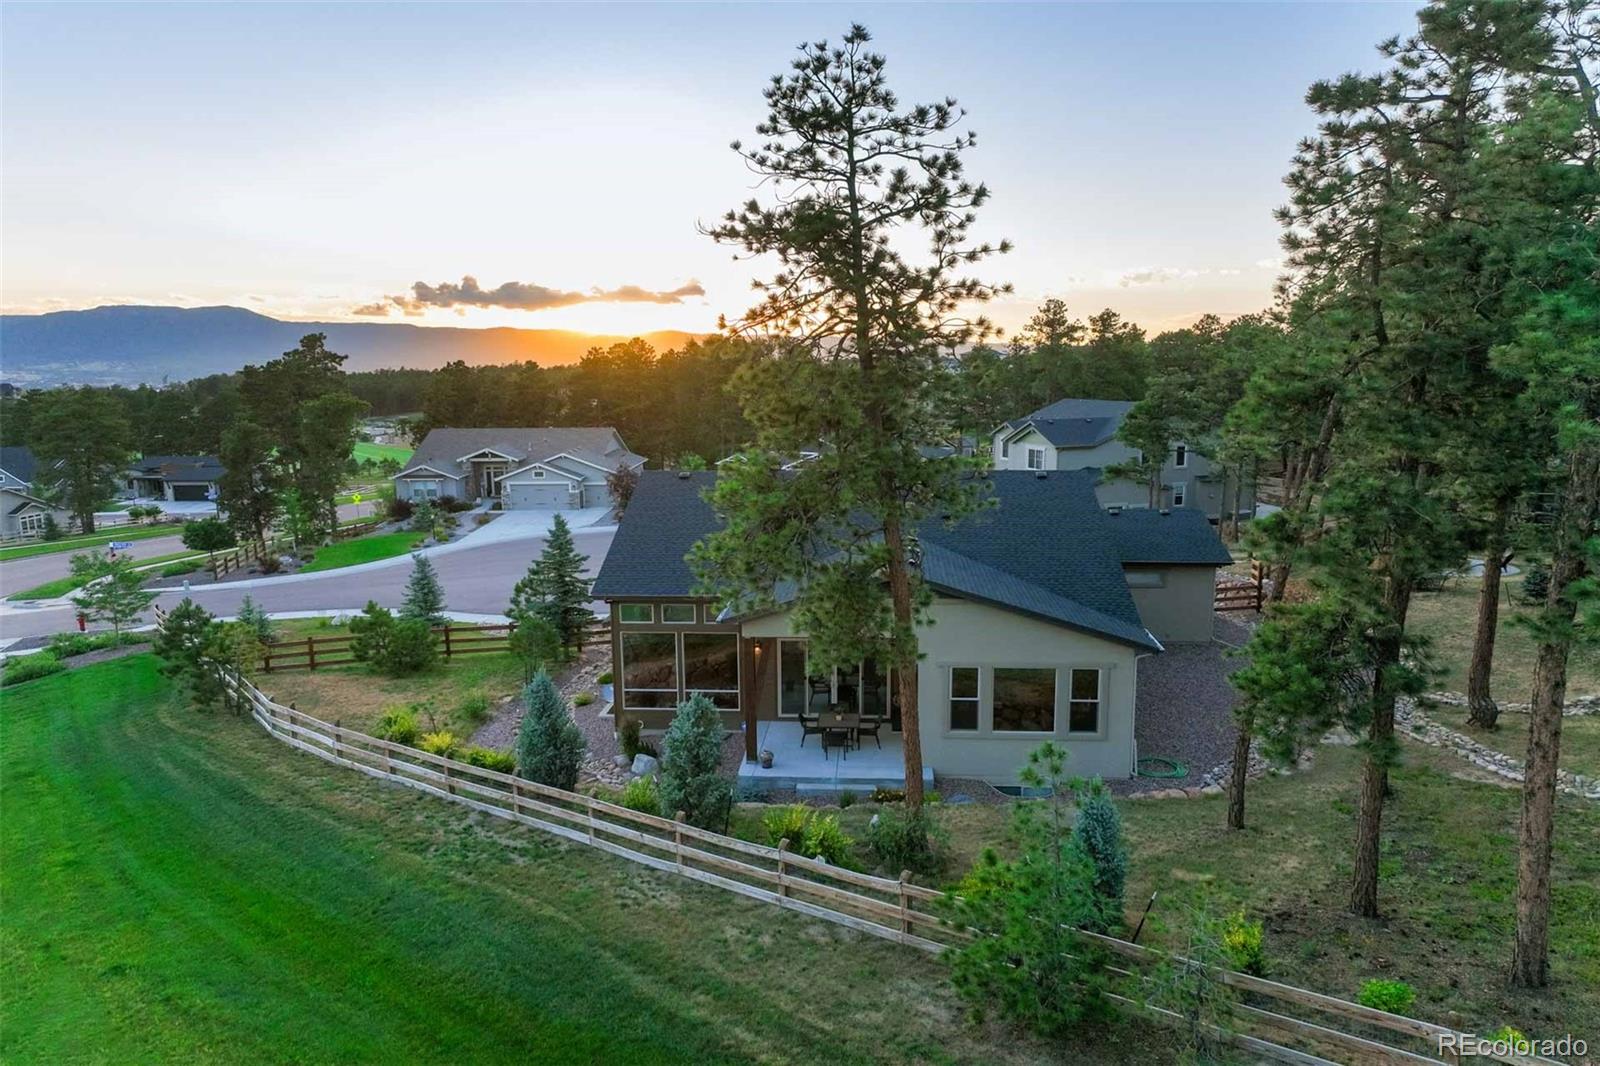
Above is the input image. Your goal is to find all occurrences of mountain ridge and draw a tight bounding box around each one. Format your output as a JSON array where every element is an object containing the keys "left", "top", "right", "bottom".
[{"left": 0, "top": 304, "right": 703, "bottom": 386}]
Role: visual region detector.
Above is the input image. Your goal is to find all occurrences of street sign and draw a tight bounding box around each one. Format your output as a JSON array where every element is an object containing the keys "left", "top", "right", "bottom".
[
  {"left": 352, "top": 494, "right": 362, "bottom": 505},
  {"left": 109, "top": 541, "right": 134, "bottom": 550}
]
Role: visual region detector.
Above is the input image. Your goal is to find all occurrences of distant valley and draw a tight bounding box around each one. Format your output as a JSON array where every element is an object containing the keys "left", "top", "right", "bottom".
[{"left": 0, "top": 305, "right": 702, "bottom": 386}]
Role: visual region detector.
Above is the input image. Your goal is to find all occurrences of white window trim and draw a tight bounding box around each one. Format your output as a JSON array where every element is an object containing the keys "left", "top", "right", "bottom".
[
  {"left": 18, "top": 511, "right": 45, "bottom": 535},
  {"left": 617, "top": 603, "right": 655, "bottom": 624},
  {"left": 1171, "top": 481, "right": 1187, "bottom": 508},
  {"left": 1025, "top": 446, "right": 1046, "bottom": 471}
]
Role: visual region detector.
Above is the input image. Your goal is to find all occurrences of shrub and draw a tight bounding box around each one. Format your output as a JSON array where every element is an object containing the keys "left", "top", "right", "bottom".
[
  {"left": 375, "top": 706, "right": 421, "bottom": 745},
  {"left": 387, "top": 496, "right": 415, "bottom": 521},
  {"left": 800, "top": 813, "right": 855, "bottom": 866},
  {"left": 474, "top": 513, "right": 492, "bottom": 527},
  {"left": 620, "top": 775, "right": 660, "bottom": 815},
  {"left": 460, "top": 746, "right": 516, "bottom": 773},
  {"left": 457, "top": 689, "right": 491, "bottom": 722},
  {"left": 865, "top": 806, "right": 947, "bottom": 876},
  {"left": 399, "top": 554, "right": 447, "bottom": 626},
  {"left": 257, "top": 554, "right": 282, "bottom": 575},
  {"left": 1221, "top": 911, "right": 1266, "bottom": 975},
  {"left": 517, "top": 671, "right": 585, "bottom": 791},
  {"left": 161, "top": 561, "right": 201, "bottom": 578},
  {"left": 1357, "top": 979, "right": 1416, "bottom": 1015},
  {"left": 574, "top": 692, "right": 594, "bottom": 707},
  {"left": 1072, "top": 779, "right": 1128, "bottom": 931},
  {"left": 236, "top": 594, "right": 276, "bottom": 643},
  {"left": 597, "top": 671, "right": 613, "bottom": 685},
  {"left": 383, "top": 618, "right": 438, "bottom": 675},
  {"left": 870, "top": 785, "right": 905, "bottom": 803},
  {"left": 436, "top": 495, "right": 470, "bottom": 513},
  {"left": 1, "top": 651, "right": 66, "bottom": 687},
  {"left": 418, "top": 731, "right": 459, "bottom": 758},
  {"left": 658, "top": 694, "right": 732, "bottom": 830},
  {"left": 618, "top": 716, "right": 645, "bottom": 761},
  {"left": 47, "top": 631, "right": 133, "bottom": 658},
  {"left": 41, "top": 514, "right": 63, "bottom": 541},
  {"left": 763, "top": 804, "right": 813, "bottom": 847},
  {"left": 838, "top": 789, "right": 857, "bottom": 809},
  {"left": 1519, "top": 563, "right": 1550, "bottom": 605}
]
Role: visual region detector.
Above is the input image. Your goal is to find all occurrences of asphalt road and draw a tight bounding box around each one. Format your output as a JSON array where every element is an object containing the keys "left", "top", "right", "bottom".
[{"left": 0, "top": 525, "right": 616, "bottom": 643}]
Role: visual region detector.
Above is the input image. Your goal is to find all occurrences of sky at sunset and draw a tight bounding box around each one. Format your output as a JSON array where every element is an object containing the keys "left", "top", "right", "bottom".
[{"left": 2, "top": 2, "right": 1423, "bottom": 339}]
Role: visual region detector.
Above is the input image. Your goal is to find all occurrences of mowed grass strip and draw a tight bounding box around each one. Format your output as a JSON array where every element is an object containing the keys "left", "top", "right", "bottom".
[
  {"left": 353, "top": 441, "right": 412, "bottom": 464},
  {"left": 0, "top": 522, "right": 181, "bottom": 562},
  {"left": 297, "top": 531, "right": 426, "bottom": 574},
  {"left": 0, "top": 657, "right": 1064, "bottom": 1065}
]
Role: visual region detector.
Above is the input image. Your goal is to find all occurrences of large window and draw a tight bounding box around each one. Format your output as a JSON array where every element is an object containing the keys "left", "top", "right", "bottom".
[
  {"left": 18, "top": 512, "right": 44, "bottom": 536},
  {"left": 779, "top": 640, "right": 812, "bottom": 717},
  {"left": 948, "top": 667, "right": 979, "bottom": 731},
  {"left": 993, "top": 667, "right": 1056, "bottom": 732},
  {"left": 617, "top": 603, "right": 654, "bottom": 624},
  {"left": 683, "top": 632, "right": 739, "bottom": 709},
  {"left": 621, "top": 632, "right": 678, "bottom": 709},
  {"left": 1026, "top": 447, "right": 1045, "bottom": 470},
  {"left": 1069, "top": 668, "right": 1102, "bottom": 733},
  {"left": 406, "top": 479, "right": 441, "bottom": 499}
]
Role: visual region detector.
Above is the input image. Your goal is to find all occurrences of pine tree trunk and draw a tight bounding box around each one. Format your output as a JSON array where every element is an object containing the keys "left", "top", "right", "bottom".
[
  {"left": 884, "top": 510, "right": 925, "bottom": 808},
  {"left": 1351, "top": 576, "right": 1413, "bottom": 918},
  {"left": 1511, "top": 443, "right": 1599, "bottom": 988},
  {"left": 1226, "top": 720, "right": 1251, "bottom": 830},
  {"left": 1466, "top": 505, "right": 1510, "bottom": 728}
]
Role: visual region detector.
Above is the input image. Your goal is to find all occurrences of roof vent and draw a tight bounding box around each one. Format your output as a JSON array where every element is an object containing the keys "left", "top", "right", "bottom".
[
  {"left": 1107, "top": 505, "right": 1121, "bottom": 517},
  {"left": 1159, "top": 508, "right": 1171, "bottom": 516},
  {"left": 1034, "top": 470, "right": 1048, "bottom": 479},
  {"left": 677, "top": 470, "right": 691, "bottom": 479}
]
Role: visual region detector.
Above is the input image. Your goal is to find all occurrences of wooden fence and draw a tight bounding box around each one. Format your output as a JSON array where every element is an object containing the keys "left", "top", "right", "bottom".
[
  {"left": 209, "top": 653, "right": 1558, "bottom": 1066},
  {"left": 1215, "top": 560, "right": 1265, "bottom": 613},
  {"left": 260, "top": 617, "right": 611, "bottom": 672}
]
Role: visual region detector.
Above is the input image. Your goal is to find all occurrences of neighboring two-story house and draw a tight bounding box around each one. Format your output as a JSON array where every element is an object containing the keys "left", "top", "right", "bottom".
[
  {"left": 991, "top": 397, "right": 1249, "bottom": 520},
  {"left": 0, "top": 446, "right": 71, "bottom": 539},
  {"left": 393, "top": 427, "right": 646, "bottom": 511},
  {"left": 590, "top": 468, "right": 1231, "bottom": 788}
]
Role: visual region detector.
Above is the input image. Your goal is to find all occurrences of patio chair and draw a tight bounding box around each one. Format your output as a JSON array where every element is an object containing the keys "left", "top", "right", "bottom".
[
  {"left": 854, "top": 714, "right": 885, "bottom": 750},
  {"left": 798, "top": 679, "right": 831, "bottom": 748}
]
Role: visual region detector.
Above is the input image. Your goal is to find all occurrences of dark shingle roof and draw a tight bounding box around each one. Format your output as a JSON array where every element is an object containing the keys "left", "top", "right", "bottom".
[
  {"left": 131, "top": 455, "right": 225, "bottom": 482},
  {"left": 0, "top": 446, "right": 38, "bottom": 483},
  {"left": 594, "top": 469, "right": 1229, "bottom": 650},
  {"left": 1001, "top": 398, "right": 1134, "bottom": 449},
  {"left": 403, "top": 427, "right": 643, "bottom": 479}
]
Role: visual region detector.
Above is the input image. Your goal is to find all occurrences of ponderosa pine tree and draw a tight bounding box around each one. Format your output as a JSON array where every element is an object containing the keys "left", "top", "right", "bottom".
[
  {"left": 690, "top": 24, "right": 1009, "bottom": 808},
  {"left": 154, "top": 597, "right": 224, "bottom": 711},
  {"left": 27, "top": 387, "right": 133, "bottom": 534},
  {"left": 218, "top": 420, "right": 280, "bottom": 547},
  {"left": 400, "top": 553, "right": 447, "bottom": 626}
]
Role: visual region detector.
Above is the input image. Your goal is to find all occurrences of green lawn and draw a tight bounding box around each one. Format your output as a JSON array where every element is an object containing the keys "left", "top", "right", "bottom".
[
  {"left": 0, "top": 522, "right": 181, "bottom": 562},
  {"left": 353, "top": 441, "right": 412, "bottom": 464},
  {"left": 1408, "top": 572, "right": 1600, "bottom": 700},
  {"left": 260, "top": 650, "right": 526, "bottom": 735},
  {"left": 0, "top": 657, "right": 1075, "bottom": 1064},
  {"left": 297, "top": 531, "right": 426, "bottom": 574}
]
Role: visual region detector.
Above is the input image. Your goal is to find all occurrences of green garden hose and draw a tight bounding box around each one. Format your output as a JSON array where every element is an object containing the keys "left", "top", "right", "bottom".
[{"left": 1135, "top": 756, "right": 1188, "bottom": 779}]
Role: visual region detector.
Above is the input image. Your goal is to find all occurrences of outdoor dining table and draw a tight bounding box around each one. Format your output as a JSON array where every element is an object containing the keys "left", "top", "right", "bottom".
[{"left": 818, "top": 709, "right": 859, "bottom": 758}]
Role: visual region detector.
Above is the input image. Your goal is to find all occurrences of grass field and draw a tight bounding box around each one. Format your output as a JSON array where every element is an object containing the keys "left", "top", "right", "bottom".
[
  {"left": 297, "top": 531, "right": 426, "bottom": 574},
  {"left": 353, "top": 441, "right": 412, "bottom": 464},
  {"left": 0, "top": 522, "right": 181, "bottom": 562},
  {"left": 1407, "top": 572, "right": 1600, "bottom": 699},
  {"left": 261, "top": 651, "right": 526, "bottom": 735},
  {"left": 0, "top": 657, "right": 1090, "bottom": 1065}
]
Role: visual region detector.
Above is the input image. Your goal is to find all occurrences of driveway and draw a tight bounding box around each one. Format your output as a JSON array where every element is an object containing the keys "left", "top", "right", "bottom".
[{"left": 0, "top": 506, "right": 617, "bottom": 643}]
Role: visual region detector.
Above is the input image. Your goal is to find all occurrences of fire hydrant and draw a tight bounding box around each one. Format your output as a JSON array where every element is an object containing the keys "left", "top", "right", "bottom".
[{"left": 76, "top": 612, "right": 87, "bottom": 632}]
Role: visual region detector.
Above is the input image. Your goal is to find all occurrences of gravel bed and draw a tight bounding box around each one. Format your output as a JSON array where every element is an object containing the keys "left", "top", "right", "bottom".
[
  {"left": 1120, "top": 616, "right": 1250, "bottom": 794},
  {"left": 468, "top": 646, "right": 618, "bottom": 782}
]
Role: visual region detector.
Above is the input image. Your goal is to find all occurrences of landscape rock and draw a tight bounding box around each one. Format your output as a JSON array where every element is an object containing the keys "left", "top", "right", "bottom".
[{"left": 631, "top": 753, "right": 660, "bottom": 778}]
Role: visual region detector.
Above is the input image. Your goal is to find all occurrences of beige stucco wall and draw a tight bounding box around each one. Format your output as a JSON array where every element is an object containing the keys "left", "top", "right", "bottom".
[
  {"left": 1125, "top": 566, "right": 1217, "bottom": 644},
  {"left": 744, "top": 596, "right": 1141, "bottom": 784}
]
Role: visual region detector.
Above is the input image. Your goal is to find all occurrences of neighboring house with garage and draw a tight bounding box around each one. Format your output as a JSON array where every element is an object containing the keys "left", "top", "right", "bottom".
[
  {"left": 393, "top": 427, "right": 646, "bottom": 510},
  {"left": 991, "top": 397, "right": 1250, "bottom": 520},
  {"left": 123, "top": 455, "right": 225, "bottom": 502},
  {"left": 0, "top": 446, "right": 72, "bottom": 538},
  {"left": 590, "top": 468, "right": 1231, "bottom": 788}
]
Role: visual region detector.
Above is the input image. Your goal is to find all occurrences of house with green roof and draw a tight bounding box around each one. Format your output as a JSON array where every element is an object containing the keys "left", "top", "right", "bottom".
[{"left": 590, "top": 468, "right": 1232, "bottom": 789}]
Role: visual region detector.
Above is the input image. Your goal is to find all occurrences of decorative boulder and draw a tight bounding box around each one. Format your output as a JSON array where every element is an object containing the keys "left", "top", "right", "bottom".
[
  {"left": 612, "top": 754, "right": 630, "bottom": 769},
  {"left": 631, "top": 753, "right": 660, "bottom": 778}
]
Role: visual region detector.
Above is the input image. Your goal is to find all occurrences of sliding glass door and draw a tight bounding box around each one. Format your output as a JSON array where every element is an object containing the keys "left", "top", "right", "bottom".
[{"left": 776, "top": 639, "right": 902, "bottom": 729}]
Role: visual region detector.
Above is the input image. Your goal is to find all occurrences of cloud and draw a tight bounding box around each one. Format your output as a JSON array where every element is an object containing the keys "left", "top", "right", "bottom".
[
  {"left": 356, "top": 275, "right": 706, "bottom": 316},
  {"left": 1117, "top": 267, "right": 1204, "bottom": 288},
  {"left": 1254, "top": 256, "right": 1285, "bottom": 270}
]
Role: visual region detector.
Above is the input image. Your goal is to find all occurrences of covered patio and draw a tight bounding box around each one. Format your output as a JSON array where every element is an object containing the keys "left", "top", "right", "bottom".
[{"left": 736, "top": 719, "right": 934, "bottom": 794}]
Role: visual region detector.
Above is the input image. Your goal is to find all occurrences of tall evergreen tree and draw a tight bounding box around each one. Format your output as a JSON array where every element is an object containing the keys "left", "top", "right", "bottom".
[
  {"left": 690, "top": 24, "right": 1009, "bottom": 807},
  {"left": 218, "top": 420, "right": 280, "bottom": 546},
  {"left": 154, "top": 597, "right": 225, "bottom": 711},
  {"left": 516, "top": 670, "right": 584, "bottom": 791},
  {"left": 27, "top": 387, "right": 133, "bottom": 533},
  {"left": 509, "top": 514, "right": 590, "bottom": 651},
  {"left": 399, "top": 553, "right": 447, "bottom": 626}
]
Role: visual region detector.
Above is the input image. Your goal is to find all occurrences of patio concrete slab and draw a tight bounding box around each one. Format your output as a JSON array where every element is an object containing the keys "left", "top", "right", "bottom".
[{"left": 738, "top": 720, "right": 933, "bottom": 793}]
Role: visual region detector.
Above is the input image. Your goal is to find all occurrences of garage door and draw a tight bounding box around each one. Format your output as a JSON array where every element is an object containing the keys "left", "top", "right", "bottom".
[
  {"left": 504, "top": 481, "right": 572, "bottom": 509},
  {"left": 171, "top": 483, "right": 210, "bottom": 501}
]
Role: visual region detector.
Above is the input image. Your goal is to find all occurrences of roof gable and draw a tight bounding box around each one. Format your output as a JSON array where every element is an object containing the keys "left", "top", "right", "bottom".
[
  {"left": 404, "top": 427, "right": 644, "bottom": 480},
  {"left": 0, "top": 446, "right": 38, "bottom": 484}
]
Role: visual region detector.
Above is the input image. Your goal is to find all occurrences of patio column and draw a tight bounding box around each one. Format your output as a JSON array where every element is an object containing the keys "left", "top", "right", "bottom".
[{"left": 741, "top": 638, "right": 759, "bottom": 761}]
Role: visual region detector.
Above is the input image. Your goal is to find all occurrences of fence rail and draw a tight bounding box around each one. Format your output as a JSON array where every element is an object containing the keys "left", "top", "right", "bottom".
[
  {"left": 199, "top": 644, "right": 1555, "bottom": 1066},
  {"left": 1215, "top": 559, "right": 1266, "bottom": 613},
  {"left": 260, "top": 618, "right": 611, "bottom": 672}
]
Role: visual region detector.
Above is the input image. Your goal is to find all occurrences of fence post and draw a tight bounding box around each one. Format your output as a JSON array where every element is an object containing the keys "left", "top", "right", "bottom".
[
  {"left": 777, "top": 838, "right": 790, "bottom": 898},
  {"left": 898, "top": 870, "right": 913, "bottom": 935},
  {"left": 444, "top": 760, "right": 454, "bottom": 796},
  {"left": 443, "top": 624, "right": 452, "bottom": 660},
  {"left": 674, "top": 810, "right": 686, "bottom": 870},
  {"left": 307, "top": 637, "right": 316, "bottom": 671},
  {"left": 511, "top": 778, "right": 522, "bottom": 813}
]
